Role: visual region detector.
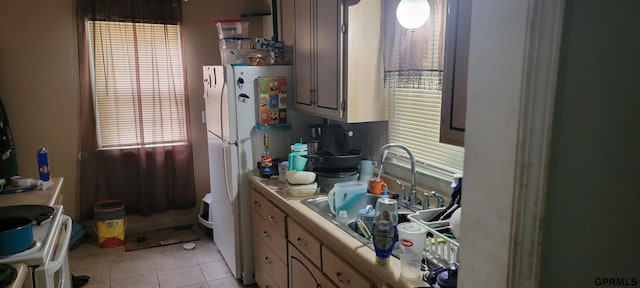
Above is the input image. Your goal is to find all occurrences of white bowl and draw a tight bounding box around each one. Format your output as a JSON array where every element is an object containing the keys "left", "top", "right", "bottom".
[{"left": 286, "top": 171, "right": 316, "bottom": 185}]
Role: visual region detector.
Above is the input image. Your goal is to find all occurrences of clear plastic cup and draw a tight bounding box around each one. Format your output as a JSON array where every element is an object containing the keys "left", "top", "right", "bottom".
[{"left": 397, "top": 222, "right": 428, "bottom": 278}]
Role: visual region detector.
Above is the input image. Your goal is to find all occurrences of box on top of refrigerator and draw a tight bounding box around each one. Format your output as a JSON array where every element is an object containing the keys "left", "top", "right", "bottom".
[{"left": 257, "top": 77, "right": 287, "bottom": 125}]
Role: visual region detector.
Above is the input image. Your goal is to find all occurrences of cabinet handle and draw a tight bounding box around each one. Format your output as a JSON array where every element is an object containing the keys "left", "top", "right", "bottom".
[
  {"left": 296, "top": 237, "right": 308, "bottom": 247},
  {"left": 268, "top": 216, "right": 278, "bottom": 222},
  {"left": 253, "top": 200, "right": 261, "bottom": 207},
  {"left": 262, "top": 231, "right": 270, "bottom": 238},
  {"left": 263, "top": 256, "right": 272, "bottom": 264},
  {"left": 336, "top": 272, "right": 351, "bottom": 284}
]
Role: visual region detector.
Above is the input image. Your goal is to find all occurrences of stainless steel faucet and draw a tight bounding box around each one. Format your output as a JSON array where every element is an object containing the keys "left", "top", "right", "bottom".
[
  {"left": 423, "top": 191, "right": 445, "bottom": 209},
  {"left": 374, "top": 143, "right": 417, "bottom": 208}
]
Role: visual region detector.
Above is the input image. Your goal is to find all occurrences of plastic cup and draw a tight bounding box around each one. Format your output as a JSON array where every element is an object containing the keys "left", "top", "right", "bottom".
[{"left": 397, "top": 222, "right": 428, "bottom": 278}]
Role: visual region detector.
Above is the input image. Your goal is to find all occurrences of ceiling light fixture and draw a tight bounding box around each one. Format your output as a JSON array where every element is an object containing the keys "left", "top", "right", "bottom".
[{"left": 396, "top": 0, "right": 431, "bottom": 30}]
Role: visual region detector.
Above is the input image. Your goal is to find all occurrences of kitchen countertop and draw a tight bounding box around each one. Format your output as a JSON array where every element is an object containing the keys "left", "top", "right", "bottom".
[
  {"left": 0, "top": 177, "right": 63, "bottom": 207},
  {"left": 250, "top": 173, "right": 429, "bottom": 288}
]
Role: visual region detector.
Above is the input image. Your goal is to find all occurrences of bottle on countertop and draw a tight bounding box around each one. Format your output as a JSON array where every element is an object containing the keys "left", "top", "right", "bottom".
[
  {"left": 373, "top": 197, "right": 398, "bottom": 265},
  {"left": 259, "top": 131, "right": 273, "bottom": 178},
  {"left": 37, "top": 146, "right": 50, "bottom": 181}
]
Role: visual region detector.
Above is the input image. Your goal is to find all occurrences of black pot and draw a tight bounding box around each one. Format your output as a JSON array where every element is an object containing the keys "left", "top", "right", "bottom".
[
  {"left": 302, "top": 151, "right": 362, "bottom": 169},
  {"left": 0, "top": 217, "right": 33, "bottom": 256}
]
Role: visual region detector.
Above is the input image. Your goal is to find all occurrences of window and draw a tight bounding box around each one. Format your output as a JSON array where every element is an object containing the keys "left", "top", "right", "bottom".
[
  {"left": 88, "top": 21, "right": 187, "bottom": 149},
  {"left": 385, "top": 0, "right": 464, "bottom": 177}
]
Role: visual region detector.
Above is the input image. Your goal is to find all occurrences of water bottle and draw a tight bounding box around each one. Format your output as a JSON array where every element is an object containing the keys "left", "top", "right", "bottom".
[{"left": 37, "top": 146, "right": 50, "bottom": 181}]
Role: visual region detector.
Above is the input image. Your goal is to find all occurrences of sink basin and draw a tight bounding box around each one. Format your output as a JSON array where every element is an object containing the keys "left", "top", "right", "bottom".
[{"left": 300, "top": 194, "right": 415, "bottom": 258}]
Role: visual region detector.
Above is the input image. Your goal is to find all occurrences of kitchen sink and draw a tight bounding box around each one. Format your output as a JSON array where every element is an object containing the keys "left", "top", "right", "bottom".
[{"left": 300, "top": 194, "right": 415, "bottom": 258}]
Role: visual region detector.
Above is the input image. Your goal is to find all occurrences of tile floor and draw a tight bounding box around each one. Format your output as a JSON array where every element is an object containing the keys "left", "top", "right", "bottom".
[{"left": 69, "top": 228, "right": 254, "bottom": 288}]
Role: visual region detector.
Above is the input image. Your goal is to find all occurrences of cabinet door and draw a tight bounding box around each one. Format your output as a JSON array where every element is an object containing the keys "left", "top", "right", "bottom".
[
  {"left": 293, "top": 0, "right": 314, "bottom": 112},
  {"left": 254, "top": 233, "right": 288, "bottom": 288},
  {"left": 314, "top": 0, "right": 342, "bottom": 119},
  {"left": 440, "top": 0, "right": 471, "bottom": 146},
  {"left": 278, "top": 0, "right": 295, "bottom": 46},
  {"left": 289, "top": 244, "right": 337, "bottom": 288}
]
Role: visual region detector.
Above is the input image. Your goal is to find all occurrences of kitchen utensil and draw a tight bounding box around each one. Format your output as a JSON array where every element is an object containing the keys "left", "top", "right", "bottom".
[
  {"left": 397, "top": 222, "right": 428, "bottom": 278},
  {"left": 369, "top": 178, "right": 388, "bottom": 195},
  {"left": 328, "top": 181, "right": 367, "bottom": 219},
  {"left": 358, "top": 160, "right": 374, "bottom": 183},
  {"left": 288, "top": 143, "right": 308, "bottom": 171},
  {"left": 315, "top": 169, "right": 359, "bottom": 193},
  {"left": 285, "top": 171, "right": 316, "bottom": 185},
  {"left": 0, "top": 217, "right": 34, "bottom": 256},
  {"left": 377, "top": 149, "right": 388, "bottom": 180},
  {"left": 0, "top": 205, "right": 54, "bottom": 225},
  {"left": 449, "top": 208, "right": 461, "bottom": 238},
  {"left": 358, "top": 204, "right": 375, "bottom": 233},
  {"left": 318, "top": 124, "right": 349, "bottom": 156},
  {"left": 302, "top": 150, "right": 362, "bottom": 169},
  {"left": 285, "top": 182, "right": 319, "bottom": 197}
]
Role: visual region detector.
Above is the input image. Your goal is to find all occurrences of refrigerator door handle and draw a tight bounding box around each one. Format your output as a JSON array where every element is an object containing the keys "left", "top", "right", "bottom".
[
  {"left": 222, "top": 143, "right": 233, "bottom": 202},
  {"left": 208, "top": 130, "right": 238, "bottom": 147}
]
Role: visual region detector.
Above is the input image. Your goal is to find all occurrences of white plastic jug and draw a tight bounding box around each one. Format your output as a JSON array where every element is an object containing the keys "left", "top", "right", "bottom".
[{"left": 328, "top": 181, "right": 367, "bottom": 219}]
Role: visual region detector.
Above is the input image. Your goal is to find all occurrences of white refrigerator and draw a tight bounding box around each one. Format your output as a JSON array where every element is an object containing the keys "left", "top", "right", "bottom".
[{"left": 202, "top": 65, "right": 293, "bottom": 285}]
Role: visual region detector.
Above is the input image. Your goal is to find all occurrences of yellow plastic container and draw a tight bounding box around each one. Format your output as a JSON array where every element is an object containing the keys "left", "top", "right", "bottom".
[{"left": 94, "top": 199, "right": 126, "bottom": 248}]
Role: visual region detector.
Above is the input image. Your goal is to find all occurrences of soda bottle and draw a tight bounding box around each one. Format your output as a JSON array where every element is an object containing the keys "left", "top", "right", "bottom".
[{"left": 259, "top": 131, "right": 273, "bottom": 178}]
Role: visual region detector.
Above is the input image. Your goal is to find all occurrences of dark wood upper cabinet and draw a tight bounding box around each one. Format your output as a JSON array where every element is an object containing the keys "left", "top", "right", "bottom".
[{"left": 441, "top": 0, "right": 471, "bottom": 147}]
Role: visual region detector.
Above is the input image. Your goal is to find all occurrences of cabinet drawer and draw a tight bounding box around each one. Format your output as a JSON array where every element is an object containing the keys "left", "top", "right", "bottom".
[
  {"left": 287, "top": 218, "right": 322, "bottom": 267},
  {"left": 322, "top": 246, "right": 372, "bottom": 288},
  {"left": 251, "top": 190, "right": 287, "bottom": 238},
  {"left": 254, "top": 233, "right": 287, "bottom": 288},
  {"left": 252, "top": 210, "right": 287, "bottom": 264}
]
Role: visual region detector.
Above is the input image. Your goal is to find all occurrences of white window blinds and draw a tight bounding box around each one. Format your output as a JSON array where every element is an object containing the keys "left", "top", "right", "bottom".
[
  {"left": 88, "top": 21, "right": 187, "bottom": 149},
  {"left": 386, "top": 0, "right": 464, "bottom": 175}
]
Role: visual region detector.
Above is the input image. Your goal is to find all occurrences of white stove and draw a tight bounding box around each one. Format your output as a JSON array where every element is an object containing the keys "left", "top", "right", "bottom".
[{"left": 0, "top": 205, "right": 72, "bottom": 288}]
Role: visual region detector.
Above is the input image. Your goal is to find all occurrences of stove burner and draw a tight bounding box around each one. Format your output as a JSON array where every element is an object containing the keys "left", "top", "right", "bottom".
[
  {"left": 11, "top": 241, "right": 37, "bottom": 256},
  {"left": 0, "top": 263, "right": 17, "bottom": 287}
]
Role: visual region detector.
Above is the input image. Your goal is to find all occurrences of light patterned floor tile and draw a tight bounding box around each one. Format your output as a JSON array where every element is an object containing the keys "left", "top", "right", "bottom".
[
  {"left": 66, "top": 226, "right": 252, "bottom": 288},
  {"left": 180, "top": 282, "right": 210, "bottom": 288},
  {"left": 110, "top": 271, "right": 159, "bottom": 288},
  {"left": 157, "top": 265, "right": 206, "bottom": 288},
  {"left": 110, "top": 257, "right": 157, "bottom": 280},
  {"left": 200, "top": 260, "right": 233, "bottom": 282},
  {"left": 154, "top": 248, "right": 200, "bottom": 272},
  {"left": 207, "top": 277, "right": 250, "bottom": 288}
]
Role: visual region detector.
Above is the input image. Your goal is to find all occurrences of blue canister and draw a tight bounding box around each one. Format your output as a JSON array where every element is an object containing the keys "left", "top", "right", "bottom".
[
  {"left": 37, "top": 146, "right": 50, "bottom": 181},
  {"left": 358, "top": 205, "right": 375, "bottom": 234}
]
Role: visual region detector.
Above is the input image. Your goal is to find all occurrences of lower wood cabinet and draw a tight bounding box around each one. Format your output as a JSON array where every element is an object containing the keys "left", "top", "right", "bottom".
[
  {"left": 252, "top": 187, "right": 376, "bottom": 288},
  {"left": 254, "top": 232, "right": 287, "bottom": 288},
  {"left": 322, "top": 246, "right": 373, "bottom": 288},
  {"left": 289, "top": 243, "right": 336, "bottom": 288}
]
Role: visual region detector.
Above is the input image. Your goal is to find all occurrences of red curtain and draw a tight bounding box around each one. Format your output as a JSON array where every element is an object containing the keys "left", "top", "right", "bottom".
[{"left": 76, "top": 0, "right": 195, "bottom": 218}]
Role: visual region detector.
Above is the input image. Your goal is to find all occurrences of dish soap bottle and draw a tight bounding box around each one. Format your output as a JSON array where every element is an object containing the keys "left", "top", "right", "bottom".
[
  {"left": 373, "top": 197, "right": 398, "bottom": 265},
  {"left": 259, "top": 131, "right": 273, "bottom": 178}
]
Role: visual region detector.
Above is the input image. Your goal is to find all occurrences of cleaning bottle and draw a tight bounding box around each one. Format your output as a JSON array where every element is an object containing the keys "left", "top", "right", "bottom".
[
  {"left": 372, "top": 197, "right": 398, "bottom": 265},
  {"left": 37, "top": 146, "right": 50, "bottom": 181}
]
